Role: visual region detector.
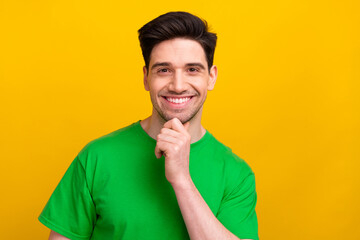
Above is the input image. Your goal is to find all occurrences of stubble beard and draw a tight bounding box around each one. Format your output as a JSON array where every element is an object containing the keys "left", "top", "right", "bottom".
[{"left": 151, "top": 94, "right": 206, "bottom": 124}]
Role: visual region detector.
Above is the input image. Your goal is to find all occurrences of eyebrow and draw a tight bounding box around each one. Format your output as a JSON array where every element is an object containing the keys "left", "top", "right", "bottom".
[
  {"left": 150, "top": 62, "right": 206, "bottom": 70},
  {"left": 151, "top": 62, "right": 171, "bottom": 70},
  {"left": 185, "top": 63, "right": 206, "bottom": 70}
]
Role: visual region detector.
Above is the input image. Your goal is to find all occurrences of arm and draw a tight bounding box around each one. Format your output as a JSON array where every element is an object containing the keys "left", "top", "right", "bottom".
[
  {"left": 155, "top": 118, "right": 253, "bottom": 240},
  {"left": 172, "top": 177, "right": 252, "bottom": 240},
  {"left": 38, "top": 155, "right": 96, "bottom": 239},
  {"left": 49, "top": 231, "right": 70, "bottom": 240}
]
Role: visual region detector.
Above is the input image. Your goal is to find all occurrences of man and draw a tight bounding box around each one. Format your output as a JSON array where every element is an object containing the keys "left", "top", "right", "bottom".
[{"left": 39, "top": 11, "right": 259, "bottom": 240}]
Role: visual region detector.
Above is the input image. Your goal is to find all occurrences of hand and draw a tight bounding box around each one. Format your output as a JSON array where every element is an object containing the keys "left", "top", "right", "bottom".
[{"left": 155, "top": 118, "right": 191, "bottom": 185}]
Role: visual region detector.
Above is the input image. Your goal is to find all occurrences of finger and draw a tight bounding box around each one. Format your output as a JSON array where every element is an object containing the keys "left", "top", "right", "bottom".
[
  {"left": 183, "top": 121, "right": 190, "bottom": 132},
  {"left": 157, "top": 133, "right": 180, "bottom": 144},
  {"left": 163, "top": 118, "right": 174, "bottom": 129},
  {"left": 164, "top": 118, "right": 188, "bottom": 135},
  {"left": 159, "top": 127, "right": 182, "bottom": 138},
  {"left": 154, "top": 144, "right": 163, "bottom": 159},
  {"left": 155, "top": 141, "right": 174, "bottom": 158}
]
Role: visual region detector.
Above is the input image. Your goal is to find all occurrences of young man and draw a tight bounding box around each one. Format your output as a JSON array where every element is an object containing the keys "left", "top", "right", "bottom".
[{"left": 39, "top": 12, "right": 259, "bottom": 240}]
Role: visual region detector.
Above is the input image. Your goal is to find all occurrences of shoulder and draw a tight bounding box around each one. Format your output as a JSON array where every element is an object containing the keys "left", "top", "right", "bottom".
[
  {"left": 207, "top": 132, "right": 254, "bottom": 181},
  {"left": 77, "top": 121, "right": 141, "bottom": 162},
  {"left": 211, "top": 133, "right": 253, "bottom": 175}
]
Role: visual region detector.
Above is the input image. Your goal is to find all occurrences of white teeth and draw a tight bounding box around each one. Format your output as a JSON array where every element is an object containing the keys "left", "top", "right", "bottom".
[{"left": 166, "top": 97, "right": 191, "bottom": 104}]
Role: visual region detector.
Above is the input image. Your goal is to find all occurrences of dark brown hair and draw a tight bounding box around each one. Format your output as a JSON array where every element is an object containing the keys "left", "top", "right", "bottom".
[{"left": 138, "top": 11, "right": 217, "bottom": 71}]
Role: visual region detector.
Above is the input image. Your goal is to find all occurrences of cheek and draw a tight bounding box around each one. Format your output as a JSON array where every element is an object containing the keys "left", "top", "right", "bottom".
[
  {"left": 149, "top": 78, "right": 168, "bottom": 90},
  {"left": 149, "top": 84, "right": 166, "bottom": 98},
  {"left": 196, "top": 82, "right": 209, "bottom": 93}
]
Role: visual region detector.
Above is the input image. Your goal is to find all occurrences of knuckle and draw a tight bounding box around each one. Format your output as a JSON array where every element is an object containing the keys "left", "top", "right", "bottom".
[
  {"left": 180, "top": 135, "right": 187, "bottom": 142},
  {"left": 173, "top": 118, "right": 180, "bottom": 125}
]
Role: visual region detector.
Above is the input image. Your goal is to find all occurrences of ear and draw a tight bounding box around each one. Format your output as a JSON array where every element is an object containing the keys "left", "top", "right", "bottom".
[
  {"left": 207, "top": 65, "right": 218, "bottom": 91},
  {"left": 143, "top": 66, "right": 150, "bottom": 91}
]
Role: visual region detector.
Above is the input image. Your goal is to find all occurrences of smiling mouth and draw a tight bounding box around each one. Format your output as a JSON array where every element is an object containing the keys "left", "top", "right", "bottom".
[{"left": 162, "top": 96, "right": 193, "bottom": 104}]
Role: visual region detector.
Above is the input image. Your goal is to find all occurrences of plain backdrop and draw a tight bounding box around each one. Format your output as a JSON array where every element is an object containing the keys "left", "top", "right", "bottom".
[{"left": 0, "top": 0, "right": 359, "bottom": 239}]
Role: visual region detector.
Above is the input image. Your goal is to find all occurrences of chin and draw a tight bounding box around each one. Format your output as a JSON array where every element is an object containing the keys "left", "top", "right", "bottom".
[
  {"left": 175, "top": 117, "right": 191, "bottom": 124},
  {"left": 161, "top": 112, "right": 196, "bottom": 124}
]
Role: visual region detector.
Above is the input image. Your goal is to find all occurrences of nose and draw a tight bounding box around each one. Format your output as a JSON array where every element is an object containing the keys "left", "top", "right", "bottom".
[{"left": 168, "top": 71, "right": 187, "bottom": 93}]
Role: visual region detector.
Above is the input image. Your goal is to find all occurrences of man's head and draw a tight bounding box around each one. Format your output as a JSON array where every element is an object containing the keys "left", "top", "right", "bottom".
[
  {"left": 138, "top": 11, "right": 217, "bottom": 72},
  {"left": 138, "top": 12, "right": 218, "bottom": 124}
]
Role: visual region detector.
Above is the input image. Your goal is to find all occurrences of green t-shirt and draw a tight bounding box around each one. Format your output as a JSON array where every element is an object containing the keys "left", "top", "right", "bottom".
[{"left": 39, "top": 121, "right": 258, "bottom": 240}]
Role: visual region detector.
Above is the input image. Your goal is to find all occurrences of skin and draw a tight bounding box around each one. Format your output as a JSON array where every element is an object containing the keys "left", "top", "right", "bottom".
[
  {"left": 141, "top": 38, "right": 217, "bottom": 143},
  {"left": 141, "top": 38, "right": 252, "bottom": 240},
  {"left": 49, "top": 38, "right": 252, "bottom": 240},
  {"left": 49, "top": 231, "right": 69, "bottom": 240}
]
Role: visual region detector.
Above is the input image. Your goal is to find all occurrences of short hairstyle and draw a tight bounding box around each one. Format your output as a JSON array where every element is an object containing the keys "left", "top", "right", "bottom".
[{"left": 138, "top": 11, "right": 217, "bottom": 71}]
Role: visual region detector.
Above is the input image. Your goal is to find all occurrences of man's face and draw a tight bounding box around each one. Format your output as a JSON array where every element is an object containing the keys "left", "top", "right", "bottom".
[{"left": 143, "top": 38, "right": 217, "bottom": 124}]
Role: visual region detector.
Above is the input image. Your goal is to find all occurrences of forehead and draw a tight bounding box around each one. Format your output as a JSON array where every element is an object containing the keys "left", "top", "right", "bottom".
[{"left": 149, "top": 38, "right": 207, "bottom": 67}]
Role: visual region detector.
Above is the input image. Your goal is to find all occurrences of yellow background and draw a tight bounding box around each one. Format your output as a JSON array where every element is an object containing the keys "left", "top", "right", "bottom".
[{"left": 1, "top": 0, "right": 359, "bottom": 239}]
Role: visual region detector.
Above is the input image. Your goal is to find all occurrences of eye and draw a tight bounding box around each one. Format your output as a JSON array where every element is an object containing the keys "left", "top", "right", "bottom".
[
  {"left": 188, "top": 67, "right": 199, "bottom": 73},
  {"left": 157, "top": 68, "right": 170, "bottom": 74}
]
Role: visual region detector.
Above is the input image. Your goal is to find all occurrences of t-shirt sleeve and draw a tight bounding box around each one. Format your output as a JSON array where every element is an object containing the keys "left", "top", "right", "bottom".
[
  {"left": 38, "top": 155, "right": 96, "bottom": 240},
  {"left": 217, "top": 172, "right": 259, "bottom": 240}
]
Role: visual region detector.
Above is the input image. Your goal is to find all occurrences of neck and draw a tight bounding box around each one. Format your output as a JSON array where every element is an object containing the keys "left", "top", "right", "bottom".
[{"left": 140, "top": 110, "right": 206, "bottom": 143}]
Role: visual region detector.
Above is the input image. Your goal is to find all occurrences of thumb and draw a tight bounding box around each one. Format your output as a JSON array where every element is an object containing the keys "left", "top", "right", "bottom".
[{"left": 183, "top": 121, "right": 190, "bottom": 132}]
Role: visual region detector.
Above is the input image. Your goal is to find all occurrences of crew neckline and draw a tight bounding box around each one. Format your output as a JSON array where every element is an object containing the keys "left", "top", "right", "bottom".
[{"left": 133, "top": 120, "right": 211, "bottom": 152}]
